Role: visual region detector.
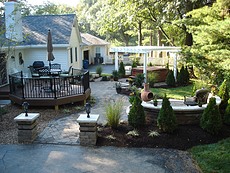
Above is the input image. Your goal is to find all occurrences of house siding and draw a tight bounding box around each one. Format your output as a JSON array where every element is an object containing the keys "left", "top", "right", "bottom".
[
  {"left": 69, "top": 23, "right": 82, "bottom": 69},
  {"left": 6, "top": 47, "right": 69, "bottom": 77}
]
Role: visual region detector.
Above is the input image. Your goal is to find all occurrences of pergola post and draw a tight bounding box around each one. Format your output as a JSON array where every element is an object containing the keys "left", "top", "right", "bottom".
[
  {"left": 173, "top": 53, "right": 177, "bottom": 82},
  {"left": 143, "top": 53, "right": 147, "bottom": 83},
  {"left": 115, "top": 52, "right": 119, "bottom": 71}
]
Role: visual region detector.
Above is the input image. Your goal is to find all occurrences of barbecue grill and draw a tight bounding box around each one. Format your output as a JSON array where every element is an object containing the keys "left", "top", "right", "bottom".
[{"left": 32, "top": 61, "right": 45, "bottom": 69}]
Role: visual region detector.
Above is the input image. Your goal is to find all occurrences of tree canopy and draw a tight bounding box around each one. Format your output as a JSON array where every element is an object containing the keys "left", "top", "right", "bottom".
[{"left": 181, "top": 0, "right": 230, "bottom": 84}]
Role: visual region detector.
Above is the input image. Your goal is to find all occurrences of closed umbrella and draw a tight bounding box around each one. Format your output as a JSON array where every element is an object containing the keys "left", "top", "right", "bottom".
[{"left": 47, "top": 29, "right": 55, "bottom": 68}]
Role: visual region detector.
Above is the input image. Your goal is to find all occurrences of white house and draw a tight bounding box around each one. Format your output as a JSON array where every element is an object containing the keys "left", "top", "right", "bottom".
[{"left": 0, "top": 0, "right": 110, "bottom": 86}]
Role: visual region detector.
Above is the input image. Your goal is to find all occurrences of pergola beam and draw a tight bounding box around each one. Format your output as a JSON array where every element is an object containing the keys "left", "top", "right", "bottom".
[{"left": 110, "top": 46, "right": 181, "bottom": 82}]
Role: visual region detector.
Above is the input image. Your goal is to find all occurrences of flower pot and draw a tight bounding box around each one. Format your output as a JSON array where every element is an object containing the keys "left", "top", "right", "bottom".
[{"left": 141, "top": 83, "right": 153, "bottom": 102}]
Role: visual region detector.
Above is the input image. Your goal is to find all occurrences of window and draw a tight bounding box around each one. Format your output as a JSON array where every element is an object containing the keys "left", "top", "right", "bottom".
[
  {"left": 75, "top": 47, "right": 77, "bottom": 62},
  {"left": 19, "top": 52, "right": 24, "bottom": 65},
  {"left": 96, "top": 47, "right": 100, "bottom": 54},
  {"left": 70, "top": 48, "right": 73, "bottom": 63}
]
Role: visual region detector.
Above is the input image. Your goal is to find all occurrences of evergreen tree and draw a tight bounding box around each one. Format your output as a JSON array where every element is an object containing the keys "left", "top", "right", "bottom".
[
  {"left": 224, "top": 99, "right": 230, "bottom": 125},
  {"left": 185, "top": 66, "right": 190, "bottom": 85},
  {"left": 166, "top": 70, "right": 176, "bottom": 87},
  {"left": 128, "top": 91, "right": 145, "bottom": 128},
  {"left": 118, "top": 61, "right": 125, "bottom": 78},
  {"left": 157, "top": 95, "right": 177, "bottom": 133},
  {"left": 218, "top": 79, "right": 229, "bottom": 110},
  {"left": 177, "top": 66, "right": 185, "bottom": 86},
  {"left": 200, "top": 97, "right": 222, "bottom": 135}
]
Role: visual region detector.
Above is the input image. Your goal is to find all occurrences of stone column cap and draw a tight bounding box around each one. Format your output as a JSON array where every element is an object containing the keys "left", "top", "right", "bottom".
[
  {"left": 77, "top": 114, "right": 100, "bottom": 123},
  {"left": 14, "top": 113, "right": 40, "bottom": 122}
]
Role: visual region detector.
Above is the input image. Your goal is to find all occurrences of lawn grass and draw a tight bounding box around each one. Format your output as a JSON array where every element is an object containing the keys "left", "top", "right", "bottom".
[
  {"left": 190, "top": 138, "right": 230, "bottom": 173},
  {"left": 150, "top": 84, "right": 194, "bottom": 100}
]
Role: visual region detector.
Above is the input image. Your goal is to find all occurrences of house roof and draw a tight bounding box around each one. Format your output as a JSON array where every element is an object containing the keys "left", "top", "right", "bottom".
[
  {"left": 81, "top": 33, "right": 109, "bottom": 46},
  {"left": 3, "top": 14, "right": 109, "bottom": 47},
  {"left": 21, "top": 14, "right": 75, "bottom": 46}
]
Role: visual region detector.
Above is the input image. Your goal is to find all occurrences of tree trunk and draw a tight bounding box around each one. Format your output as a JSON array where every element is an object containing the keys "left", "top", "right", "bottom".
[
  {"left": 157, "top": 29, "right": 162, "bottom": 58},
  {"left": 157, "top": 29, "right": 162, "bottom": 46},
  {"left": 185, "top": 31, "right": 193, "bottom": 46},
  {"left": 150, "top": 30, "right": 153, "bottom": 57},
  {"left": 138, "top": 21, "right": 142, "bottom": 46}
]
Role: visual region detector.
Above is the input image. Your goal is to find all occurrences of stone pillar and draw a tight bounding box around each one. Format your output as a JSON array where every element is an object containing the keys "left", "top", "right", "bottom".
[
  {"left": 14, "top": 113, "right": 40, "bottom": 143},
  {"left": 77, "top": 114, "right": 99, "bottom": 146}
]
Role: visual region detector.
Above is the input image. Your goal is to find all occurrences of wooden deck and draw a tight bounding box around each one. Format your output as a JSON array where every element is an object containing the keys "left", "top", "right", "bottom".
[{"left": 4, "top": 69, "right": 91, "bottom": 109}]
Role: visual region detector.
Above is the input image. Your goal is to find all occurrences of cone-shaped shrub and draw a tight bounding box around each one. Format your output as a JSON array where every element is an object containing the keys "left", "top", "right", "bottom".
[
  {"left": 185, "top": 66, "right": 190, "bottom": 85},
  {"left": 177, "top": 66, "right": 189, "bottom": 86},
  {"left": 177, "top": 66, "right": 185, "bottom": 86},
  {"left": 128, "top": 91, "right": 145, "bottom": 128},
  {"left": 157, "top": 95, "right": 177, "bottom": 133},
  {"left": 118, "top": 61, "right": 125, "bottom": 77},
  {"left": 224, "top": 99, "right": 230, "bottom": 125},
  {"left": 218, "top": 79, "right": 229, "bottom": 110},
  {"left": 166, "top": 70, "right": 176, "bottom": 87},
  {"left": 200, "top": 97, "right": 222, "bottom": 135}
]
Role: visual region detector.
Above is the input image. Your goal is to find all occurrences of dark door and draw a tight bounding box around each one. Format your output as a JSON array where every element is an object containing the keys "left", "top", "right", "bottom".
[
  {"left": 0, "top": 53, "right": 7, "bottom": 86},
  {"left": 84, "top": 50, "right": 89, "bottom": 60}
]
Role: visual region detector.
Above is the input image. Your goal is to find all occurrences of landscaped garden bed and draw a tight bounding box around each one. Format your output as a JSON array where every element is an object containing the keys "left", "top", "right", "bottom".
[{"left": 97, "top": 114, "right": 230, "bottom": 150}]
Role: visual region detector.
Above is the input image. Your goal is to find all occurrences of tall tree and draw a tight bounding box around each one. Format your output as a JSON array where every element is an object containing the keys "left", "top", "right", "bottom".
[{"left": 181, "top": 0, "right": 230, "bottom": 84}]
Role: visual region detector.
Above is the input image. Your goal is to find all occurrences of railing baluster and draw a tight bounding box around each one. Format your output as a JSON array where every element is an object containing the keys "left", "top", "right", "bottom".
[{"left": 8, "top": 69, "right": 90, "bottom": 101}]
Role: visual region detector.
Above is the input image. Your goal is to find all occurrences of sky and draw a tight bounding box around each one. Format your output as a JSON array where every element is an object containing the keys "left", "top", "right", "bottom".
[{"left": 26, "top": 0, "right": 80, "bottom": 7}]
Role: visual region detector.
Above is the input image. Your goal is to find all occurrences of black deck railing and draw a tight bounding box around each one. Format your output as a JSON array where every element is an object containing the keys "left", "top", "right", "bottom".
[{"left": 9, "top": 69, "right": 90, "bottom": 99}]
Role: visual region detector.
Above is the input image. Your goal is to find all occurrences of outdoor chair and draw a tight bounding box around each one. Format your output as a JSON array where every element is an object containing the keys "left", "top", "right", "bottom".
[
  {"left": 51, "top": 63, "right": 61, "bottom": 70},
  {"left": 59, "top": 66, "right": 72, "bottom": 77},
  {"left": 29, "top": 66, "right": 40, "bottom": 77},
  {"left": 38, "top": 67, "right": 50, "bottom": 77},
  {"left": 125, "top": 66, "right": 132, "bottom": 76},
  {"left": 184, "top": 88, "right": 210, "bottom": 106}
]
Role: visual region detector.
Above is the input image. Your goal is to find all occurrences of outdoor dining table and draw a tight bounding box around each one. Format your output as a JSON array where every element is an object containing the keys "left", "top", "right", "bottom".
[{"left": 50, "top": 69, "right": 62, "bottom": 76}]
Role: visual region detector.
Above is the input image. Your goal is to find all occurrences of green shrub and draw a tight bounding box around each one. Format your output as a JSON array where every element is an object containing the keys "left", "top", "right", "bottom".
[
  {"left": 224, "top": 99, "right": 230, "bottom": 124},
  {"left": 177, "top": 66, "right": 189, "bottom": 86},
  {"left": 148, "top": 62, "right": 153, "bottom": 67},
  {"left": 96, "top": 66, "right": 103, "bottom": 76},
  {"left": 134, "top": 73, "right": 145, "bottom": 88},
  {"left": 112, "top": 70, "right": 119, "bottom": 81},
  {"left": 118, "top": 61, "right": 125, "bottom": 77},
  {"left": 128, "top": 91, "right": 145, "bottom": 128},
  {"left": 157, "top": 95, "right": 177, "bottom": 133},
  {"left": 166, "top": 70, "right": 176, "bottom": 87},
  {"left": 200, "top": 97, "right": 222, "bottom": 135},
  {"left": 185, "top": 66, "right": 190, "bottom": 84},
  {"left": 147, "top": 72, "right": 158, "bottom": 88},
  {"left": 132, "top": 61, "right": 137, "bottom": 68},
  {"left": 105, "top": 99, "right": 123, "bottom": 129},
  {"left": 218, "top": 79, "right": 229, "bottom": 110},
  {"left": 101, "top": 76, "right": 108, "bottom": 81}
]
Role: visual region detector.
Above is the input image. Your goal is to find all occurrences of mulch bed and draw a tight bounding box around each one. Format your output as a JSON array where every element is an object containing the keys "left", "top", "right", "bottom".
[{"left": 97, "top": 115, "right": 230, "bottom": 150}]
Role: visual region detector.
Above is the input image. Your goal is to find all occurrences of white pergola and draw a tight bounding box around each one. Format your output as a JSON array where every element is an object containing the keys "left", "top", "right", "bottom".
[{"left": 110, "top": 46, "right": 181, "bottom": 83}]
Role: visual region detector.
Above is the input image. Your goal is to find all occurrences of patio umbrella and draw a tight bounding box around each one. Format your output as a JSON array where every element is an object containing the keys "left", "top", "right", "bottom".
[{"left": 47, "top": 29, "right": 55, "bottom": 68}]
